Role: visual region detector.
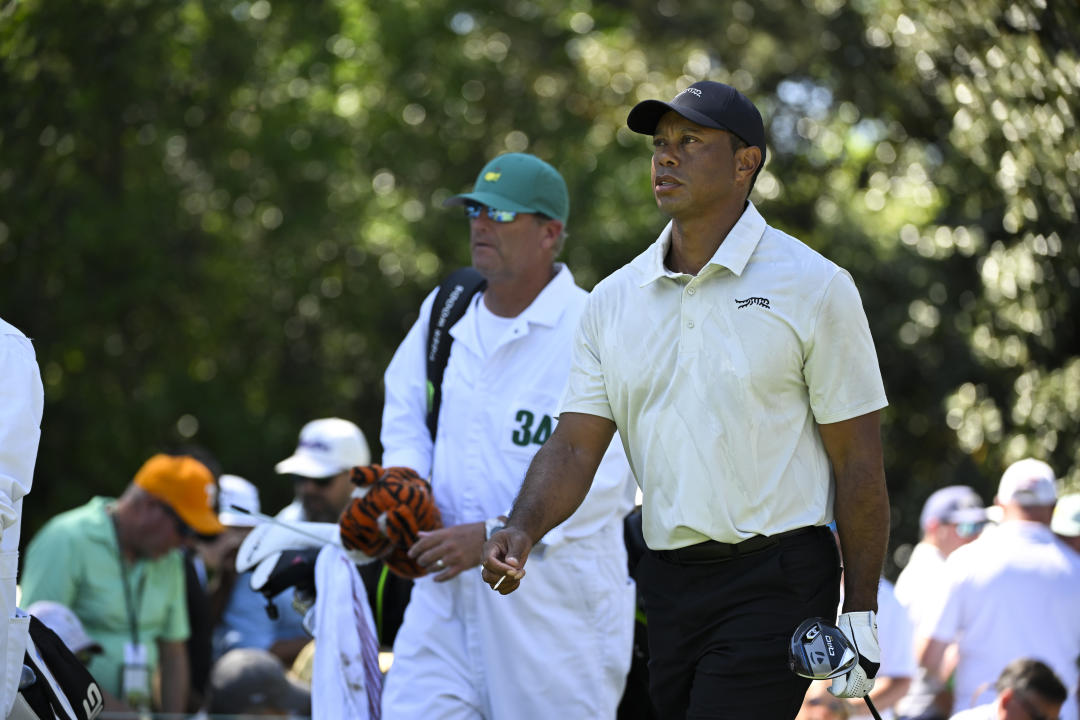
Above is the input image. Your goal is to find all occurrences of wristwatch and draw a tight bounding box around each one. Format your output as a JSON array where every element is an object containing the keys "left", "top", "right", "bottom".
[{"left": 485, "top": 516, "right": 507, "bottom": 540}]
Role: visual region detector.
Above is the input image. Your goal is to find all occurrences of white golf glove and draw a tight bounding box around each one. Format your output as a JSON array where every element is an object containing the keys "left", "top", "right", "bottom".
[{"left": 829, "top": 610, "right": 880, "bottom": 699}]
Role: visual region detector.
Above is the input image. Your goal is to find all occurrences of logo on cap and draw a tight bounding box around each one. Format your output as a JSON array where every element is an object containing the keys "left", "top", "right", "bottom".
[
  {"left": 484, "top": 171, "right": 501, "bottom": 182},
  {"left": 680, "top": 88, "right": 703, "bottom": 98}
]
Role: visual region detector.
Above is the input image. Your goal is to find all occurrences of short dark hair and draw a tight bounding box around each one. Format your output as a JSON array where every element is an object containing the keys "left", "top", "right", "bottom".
[{"left": 996, "top": 658, "right": 1068, "bottom": 704}]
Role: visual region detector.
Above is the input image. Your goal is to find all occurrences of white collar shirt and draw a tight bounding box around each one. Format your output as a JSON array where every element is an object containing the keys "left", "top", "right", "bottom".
[
  {"left": 894, "top": 541, "right": 949, "bottom": 633},
  {"left": 560, "top": 202, "right": 887, "bottom": 548},
  {"left": 381, "top": 265, "right": 635, "bottom": 551},
  {"left": 923, "top": 521, "right": 1080, "bottom": 719}
]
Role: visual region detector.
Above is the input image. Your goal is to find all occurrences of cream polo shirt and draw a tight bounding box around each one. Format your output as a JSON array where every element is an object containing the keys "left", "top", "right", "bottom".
[{"left": 561, "top": 202, "right": 887, "bottom": 549}]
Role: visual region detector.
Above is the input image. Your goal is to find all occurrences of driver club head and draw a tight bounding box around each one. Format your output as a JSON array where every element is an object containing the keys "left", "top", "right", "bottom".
[{"left": 788, "top": 617, "right": 858, "bottom": 680}]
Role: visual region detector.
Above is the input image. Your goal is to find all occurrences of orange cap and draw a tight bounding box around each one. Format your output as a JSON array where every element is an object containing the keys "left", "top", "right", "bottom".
[{"left": 134, "top": 454, "right": 224, "bottom": 535}]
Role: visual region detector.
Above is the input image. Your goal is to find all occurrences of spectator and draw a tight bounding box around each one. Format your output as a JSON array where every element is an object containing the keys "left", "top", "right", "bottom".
[
  {"left": 378, "top": 152, "right": 636, "bottom": 718},
  {"left": 482, "top": 81, "right": 889, "bottom": 718},
  {"left": 269, "top": 418, "right": 371, "bottom": 665},
  {"left": 918, "top": 458, "right": 1080, "bottom": 720},
  {"left": 20, "top": 453, "right": 223, "bottom": 714},
  {"left": 207, "top": 647, "right": 310, "bottom": 717},
  {"left": 1, "top": 317, "right": 44, "bottom": 719},
  {"left": 206, "top": 474, "right": 275, "bottom": 661},
  {"left": 948, "top": 657, "right": 1067, "bottom": 720},
  {"left": 1051, "top": 492, "right": 1080, "bottom": 554},
  {"left": 895, "top": 485, "right": 989, "bottom": 720}
]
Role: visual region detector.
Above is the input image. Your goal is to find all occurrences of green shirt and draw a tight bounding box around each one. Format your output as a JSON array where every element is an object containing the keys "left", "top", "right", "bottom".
[{"left": 20, "top": 496, "right": 189, "bottom": 696}]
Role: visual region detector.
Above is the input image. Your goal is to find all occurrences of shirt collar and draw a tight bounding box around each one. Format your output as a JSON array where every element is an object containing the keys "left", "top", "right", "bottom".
[
  {"left": 87, "top": 496, "right": 121, "bottom": 547},
  {"left": 450, "top": 263, "right": 576, "bottom": 349},
  {"left": 633, "top": 201, "right": 768, "bottom": 287},
  {"left": 515, "top": 263, "right": 576, "bottom": 328}
]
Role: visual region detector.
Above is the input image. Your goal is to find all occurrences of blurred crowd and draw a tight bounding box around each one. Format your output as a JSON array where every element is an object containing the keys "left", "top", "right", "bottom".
[
  {"left": 17, "top": 417, "right": 373, "bottom": 719},
  {"left": 797, "top": 460, "right": 1080, "bottom": 720}
]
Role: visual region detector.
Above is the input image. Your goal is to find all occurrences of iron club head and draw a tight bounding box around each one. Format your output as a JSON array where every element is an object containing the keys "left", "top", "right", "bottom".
[{"left": 788, "top": 617, "right": 858, "bottom": 680}]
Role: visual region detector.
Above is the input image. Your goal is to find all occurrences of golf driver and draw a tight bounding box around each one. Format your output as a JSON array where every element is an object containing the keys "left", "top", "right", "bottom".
[{"left": 789, "top": 617, "right": 882, "bottom": 720}]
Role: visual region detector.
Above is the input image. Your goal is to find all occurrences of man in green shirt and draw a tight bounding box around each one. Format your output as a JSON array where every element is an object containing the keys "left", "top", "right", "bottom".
[{"left": 21, "top": 454, "right": 223, "bottom": 714}]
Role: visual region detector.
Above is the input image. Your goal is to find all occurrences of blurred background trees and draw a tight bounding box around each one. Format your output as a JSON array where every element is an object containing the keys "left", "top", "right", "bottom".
[{"left": 2, "top": 0, "right": 1077, "bottom": 576}]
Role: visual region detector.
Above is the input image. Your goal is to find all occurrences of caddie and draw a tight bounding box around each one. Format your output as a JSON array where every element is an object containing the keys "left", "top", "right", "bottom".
[{"left": 379, "top": 152, "right": 637, "bottom": 719}]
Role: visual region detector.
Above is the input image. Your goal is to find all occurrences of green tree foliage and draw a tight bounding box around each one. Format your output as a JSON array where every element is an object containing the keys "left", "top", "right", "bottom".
[{"left": 2, "top": 0, "right": 1077, "bottom": 573}]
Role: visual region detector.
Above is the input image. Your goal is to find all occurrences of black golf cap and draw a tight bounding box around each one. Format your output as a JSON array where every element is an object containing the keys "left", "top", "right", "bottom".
[{"left": 627, "top": 80, "right": 766, "bottom": 168}]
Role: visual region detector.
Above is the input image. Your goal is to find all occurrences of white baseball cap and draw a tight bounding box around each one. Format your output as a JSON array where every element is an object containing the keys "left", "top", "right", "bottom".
[
  {"left": 1051, "top": 493, "right": 1080, "bottom": 537},
  {"left": 997, "top": 458, "right": 1058, "bottom": 506},
  {"left": 27, "top": 601, "right": 103, "bottom": 656},
  {"left": 274, "top": 418, "right": 370, "bottom": 479},
  {"left": 218, "top": 474, "right": 261, "bottom": 527}
]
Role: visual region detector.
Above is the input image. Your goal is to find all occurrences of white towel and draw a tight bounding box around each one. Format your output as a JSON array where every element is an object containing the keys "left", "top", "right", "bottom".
[{"left": 311, "top": 545, "right": 382, "bottom": 720}]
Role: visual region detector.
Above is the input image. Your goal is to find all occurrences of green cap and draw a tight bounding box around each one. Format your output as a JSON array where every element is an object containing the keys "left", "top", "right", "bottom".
[{"left": 444, "top": 153, "right": 569, "bottom": 223}]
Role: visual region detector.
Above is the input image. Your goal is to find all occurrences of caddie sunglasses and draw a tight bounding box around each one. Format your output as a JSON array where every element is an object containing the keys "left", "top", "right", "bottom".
[{"left": 464, "top": 202, "right": 520, "bottom": 223}]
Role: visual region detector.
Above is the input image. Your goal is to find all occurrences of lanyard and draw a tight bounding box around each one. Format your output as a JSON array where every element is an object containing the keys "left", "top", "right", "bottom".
[{"left": 110, "top": 513, "right": 145, "bottom": 646}]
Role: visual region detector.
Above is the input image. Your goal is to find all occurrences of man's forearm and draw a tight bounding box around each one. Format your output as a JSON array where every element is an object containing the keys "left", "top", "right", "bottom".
[
  {"left": 507, "top": 415, "right": 613, "bottom": 543},
  {"left": 158, "top": 641, "right": 189, "bottom": 713},
  {"left": 820, "top": 413, "right": 889, "bottom": 613},
  {"left": 836, "top": 470, "right": 888, "bottom": 611}
]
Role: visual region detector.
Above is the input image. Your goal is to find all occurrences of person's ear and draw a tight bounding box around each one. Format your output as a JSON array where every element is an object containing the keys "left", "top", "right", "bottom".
[
  {"left": 540, "top": 219, "right": 564, "bottom": 252},
  {"left": 735, "top": 146, "right": 761, "bottom": 181}
]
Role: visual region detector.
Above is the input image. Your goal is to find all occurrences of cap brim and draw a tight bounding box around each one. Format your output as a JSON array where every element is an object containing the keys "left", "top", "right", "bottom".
[
  {"left": 179, "top": 505, "right": 225, "bottom": 536},
  {"left": 946, "top": 507, "right": 989, "bottom": 525},
  {"left": 443, "top": 191, "right": 538, "bottom": 214},
  {"left": 627, "top": 100, "right": 730, "bottom": 135},
  {"left": 274, "top": 454, "right": 341, "bottom": 479}
]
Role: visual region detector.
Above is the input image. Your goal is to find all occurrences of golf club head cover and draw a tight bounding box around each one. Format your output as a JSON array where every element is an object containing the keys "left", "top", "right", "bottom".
[
  {"left": 829, "top": 610, "right": 880, "bottom": 698},
  {"left": 339, "top": 465, "right": 442, "bottom": 578}
]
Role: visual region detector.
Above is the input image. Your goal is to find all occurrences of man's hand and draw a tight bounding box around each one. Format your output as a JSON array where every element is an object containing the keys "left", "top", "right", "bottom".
[
  {"left": 480, "top": 527, "right": 532, "bottom": 594},
  {"left": 408, "top": 524, "right": 485, "bottom": 582},
  {"left": 829, "top": 611, "right": 880, "bottom": 699}
]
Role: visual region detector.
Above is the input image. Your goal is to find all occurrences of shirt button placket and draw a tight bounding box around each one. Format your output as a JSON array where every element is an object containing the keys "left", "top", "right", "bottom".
[{"left": 682, "top": 281, "right": 700, "bottom": 350}]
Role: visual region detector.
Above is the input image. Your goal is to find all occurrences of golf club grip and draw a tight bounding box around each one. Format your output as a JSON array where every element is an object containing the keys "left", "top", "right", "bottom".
[{"left": 864, "top": 696, "right": 883, "bottom": 720}]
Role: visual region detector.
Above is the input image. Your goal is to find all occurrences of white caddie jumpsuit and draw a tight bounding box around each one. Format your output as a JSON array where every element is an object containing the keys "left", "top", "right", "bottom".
[{"left": 380, "top": 265, "right": 636, "bottom": 720}]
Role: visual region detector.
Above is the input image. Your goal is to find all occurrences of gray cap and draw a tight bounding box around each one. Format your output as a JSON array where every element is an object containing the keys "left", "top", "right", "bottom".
[
  {"left": 919, "top": 485, "right": 988, "bottom": 532},
  {"left": 208, "top": 648, "right": 310, "bottom": 715}
]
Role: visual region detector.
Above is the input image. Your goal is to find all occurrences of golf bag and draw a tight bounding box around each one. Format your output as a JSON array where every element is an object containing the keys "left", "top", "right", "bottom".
[{"left": 7, "top": 616, "right": 102, "bottom": 720}]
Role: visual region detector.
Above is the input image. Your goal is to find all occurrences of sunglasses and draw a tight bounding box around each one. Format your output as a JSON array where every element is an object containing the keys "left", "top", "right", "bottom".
[
  {"left": 293, "top": 474, "right": 336, "bottom": 488},
  {"left": 464, "top": 202, "right": 520, "bottom": 223},
  {"left": 1014, "top": 692, "right": 1058, "bottom": 720},
  {"left": 955, "top": 521, "right": 988, "bottom": 538}
]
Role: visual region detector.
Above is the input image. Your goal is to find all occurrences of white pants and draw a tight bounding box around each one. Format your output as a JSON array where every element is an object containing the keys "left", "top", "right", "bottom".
[{"left": 382, "top": 524, "right": 635, "bottom": 720}]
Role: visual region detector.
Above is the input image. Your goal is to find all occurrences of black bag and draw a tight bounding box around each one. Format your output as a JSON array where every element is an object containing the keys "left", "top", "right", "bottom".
[{"left": 9, "top": 616, "right": 103, "bottom": 720}]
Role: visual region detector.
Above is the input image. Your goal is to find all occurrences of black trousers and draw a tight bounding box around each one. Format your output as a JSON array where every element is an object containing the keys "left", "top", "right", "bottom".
[{"left": 638, "top": 526, "right": 841, "bottom": 720}]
